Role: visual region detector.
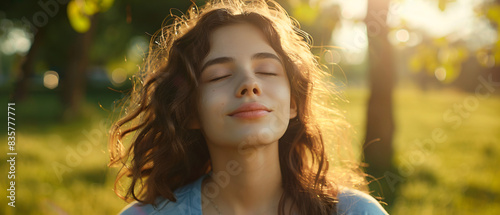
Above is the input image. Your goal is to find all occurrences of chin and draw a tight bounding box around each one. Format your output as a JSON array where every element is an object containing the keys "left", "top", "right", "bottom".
[{"left": 234, "top": 127, "right": 284, "bottom": 147}]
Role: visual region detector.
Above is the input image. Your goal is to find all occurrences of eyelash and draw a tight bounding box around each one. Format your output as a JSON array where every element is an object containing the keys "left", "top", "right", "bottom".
[
  {"left": 209, "top": 72, "right": 276, "bottom": 82},
  {"left": 210, "top": 75, "right": 231, "bottom": 82},
  {"left": 258, "top": 72, "right": 277, "bottom": 76}
]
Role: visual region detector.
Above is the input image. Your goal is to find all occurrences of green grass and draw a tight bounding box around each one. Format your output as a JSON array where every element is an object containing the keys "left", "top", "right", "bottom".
[
  {"left": 0, "top": 91, "right": 129, "bottom": 215},
  {"left": 342, "top": 84, "right": 500, "bottom": 214},
  {"left": 0, "top": 84, "right": 499, "bottom": 214}
]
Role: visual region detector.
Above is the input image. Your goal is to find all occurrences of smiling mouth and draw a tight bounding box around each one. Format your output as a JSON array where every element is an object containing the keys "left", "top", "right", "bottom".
[
  {"left": 229, "top": 110, "right": 271, "bottom": 119},
  {"left": 228, "top": 102, "right": 272, "bottom": 119}
]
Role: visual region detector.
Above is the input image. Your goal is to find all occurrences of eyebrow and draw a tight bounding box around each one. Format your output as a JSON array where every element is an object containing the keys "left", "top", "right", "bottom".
[{"left": 200, "top": 52, "right": 283, "bottom": 73}]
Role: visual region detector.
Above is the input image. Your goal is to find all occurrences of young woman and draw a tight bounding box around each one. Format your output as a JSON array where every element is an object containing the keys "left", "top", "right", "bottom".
[{"left": 109, "top": 0, "right": 388, "bottom": 214}]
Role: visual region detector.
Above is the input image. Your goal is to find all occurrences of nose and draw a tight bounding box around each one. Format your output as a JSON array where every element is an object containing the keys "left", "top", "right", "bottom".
[{"left": 236, "top": 75, "right": 261, "bottom": 98}]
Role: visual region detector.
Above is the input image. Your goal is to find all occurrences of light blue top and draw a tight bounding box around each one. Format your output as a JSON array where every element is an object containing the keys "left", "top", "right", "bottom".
[{"left": 119, "top": 173, "right": 388, "bottom": 215}]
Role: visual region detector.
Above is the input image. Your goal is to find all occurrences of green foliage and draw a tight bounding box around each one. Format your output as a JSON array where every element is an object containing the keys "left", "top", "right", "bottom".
[
  {"left": 292, "top": 2, "right": 319, "bottom": 26},
  {"left": 408, "top": 38, "right": 468, "bottom": 83},
  {"left": 404, "top": 0, "right": 499, "bottom": 85},
  {"left": 278, "top": 0, "right": 340, "bottom": 46},
  {"left": 486, "top": 5, "right": 500, "bottom": 23},
  {"left": 67, "top": 0, "right": 115, "bottom": 33}
]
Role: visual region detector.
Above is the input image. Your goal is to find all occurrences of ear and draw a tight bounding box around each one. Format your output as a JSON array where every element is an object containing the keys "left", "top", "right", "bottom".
[{"left": 289, "top": 97, "right": 297, "bottom": 119}]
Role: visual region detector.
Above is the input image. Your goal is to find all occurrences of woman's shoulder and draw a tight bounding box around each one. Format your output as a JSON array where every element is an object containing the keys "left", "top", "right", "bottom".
[
  {"left": 119, "top": 201, "right": 157, "bottom": 215},
  {"left": 118, "top": 190, "right": 200, "bottom": 215},
  {"left": 336, "top": 187, "right": 389, "bottom": 215},
  {"left": 118, "top": 196, "right": 196, "bottom": 215},
  {"left": 118, "top": 175, "right": 207, "bottom": 215}
]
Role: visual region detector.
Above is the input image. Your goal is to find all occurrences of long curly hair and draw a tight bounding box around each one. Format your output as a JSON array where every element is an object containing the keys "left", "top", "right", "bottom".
[{"left": 108, "top": 0, "right": 367, "bottom": 214}]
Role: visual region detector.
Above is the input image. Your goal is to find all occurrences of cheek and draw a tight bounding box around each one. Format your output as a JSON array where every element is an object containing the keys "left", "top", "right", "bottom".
[
  {"left": 198, "top": 88, "right": 228, "bottom": 124},
  {"left": 273, "top": 94, "right": 291, "bottom": 126},
  {"left": 266, "top": 80, "right": 292, "bottom": 127},
  {"left": 268, "top": 80, "right": 291, "bottom": 107}
]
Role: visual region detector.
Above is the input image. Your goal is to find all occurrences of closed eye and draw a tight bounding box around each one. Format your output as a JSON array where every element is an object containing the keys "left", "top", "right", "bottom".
[
  {"left": 258, "top": 72, "right": 277, "bottom": 76},
  {"left": 210, "top": 75, "right": 231, "bottom": 82}
]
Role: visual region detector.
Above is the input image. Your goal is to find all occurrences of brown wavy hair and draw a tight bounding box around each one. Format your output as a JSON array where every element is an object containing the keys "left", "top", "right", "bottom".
[{"left": 108, "top": 0, "right": 367, "bottom": 214}]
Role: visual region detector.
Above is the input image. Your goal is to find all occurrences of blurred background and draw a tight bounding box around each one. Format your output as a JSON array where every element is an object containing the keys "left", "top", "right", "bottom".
[{"left": 0, "top": 0, "right": 499, "bottom": 214}]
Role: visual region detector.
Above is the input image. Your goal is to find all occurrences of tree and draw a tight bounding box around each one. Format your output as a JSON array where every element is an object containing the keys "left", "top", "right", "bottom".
[
  {"left": 1, "top": 0, "right": 54, "bottom": 102},
  {"left": 363, "top": 0, "right": 396, "bottom": 207},
  {"left": 4, "top": 0, "right": 202, "bottom": 120}
]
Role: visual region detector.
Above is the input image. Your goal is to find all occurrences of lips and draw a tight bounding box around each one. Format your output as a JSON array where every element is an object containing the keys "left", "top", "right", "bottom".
[{"left": 228, "top": 102, "right": 271, "bottom": 119}]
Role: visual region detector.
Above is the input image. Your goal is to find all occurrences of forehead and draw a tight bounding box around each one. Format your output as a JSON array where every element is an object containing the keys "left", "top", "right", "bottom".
[{"left": 202, "top": 23, "right": 277, "bottom": 65}]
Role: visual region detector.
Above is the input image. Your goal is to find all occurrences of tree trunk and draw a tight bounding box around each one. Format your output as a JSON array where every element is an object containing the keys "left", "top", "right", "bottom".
[
  {"left": 363, "top": 0, "right": 396, "bottom": 207},
  {"left": 60, "top": 14, "right": 99, "bottom": 121},
  {"left": 10, "top": 27, "right": 45, "bottom": 102}
]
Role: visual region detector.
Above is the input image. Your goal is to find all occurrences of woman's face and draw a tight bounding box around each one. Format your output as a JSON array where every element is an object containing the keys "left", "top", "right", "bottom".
[{"left": 196, "top": 23, "right": 296, "bottom": 148}]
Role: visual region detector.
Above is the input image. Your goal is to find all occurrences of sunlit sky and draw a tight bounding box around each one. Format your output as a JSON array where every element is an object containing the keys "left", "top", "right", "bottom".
[
  {"left": 331, "top": 0, "right": 478, "bottom": 36},
  {"left": 327, "top": 0, "right": 497, "bottom": 64}
]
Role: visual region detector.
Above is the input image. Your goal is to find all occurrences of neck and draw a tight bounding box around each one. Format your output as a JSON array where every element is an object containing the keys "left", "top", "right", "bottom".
[{"left": 202, "top": 141, "right": 285, "bottom": 214}]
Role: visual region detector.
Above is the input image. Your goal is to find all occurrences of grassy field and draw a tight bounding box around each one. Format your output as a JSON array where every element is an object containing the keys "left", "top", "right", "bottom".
[
  {"left": 342, "top": 85, "right": 500, "bottom": 214},
  {"left": 1, "top": 84, "right": 499, "bottom": 215}
]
